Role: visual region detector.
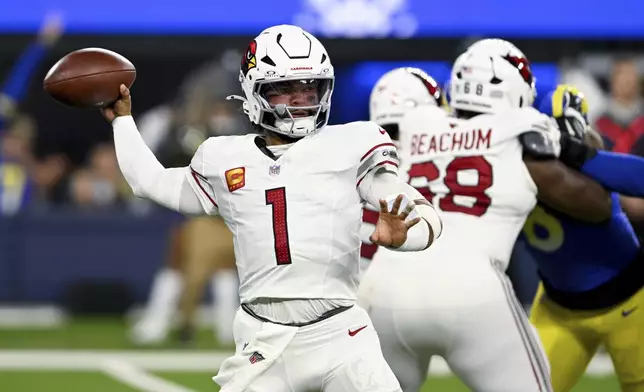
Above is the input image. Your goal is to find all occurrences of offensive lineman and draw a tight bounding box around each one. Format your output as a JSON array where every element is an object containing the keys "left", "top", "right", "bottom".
[
  {"left": 358, "top": 40, "right": 613, "bottom": 392},
  {"left": 360, "top": 67, "right": 446, "bottom": 270},
  {"left": 101, "top": 25, "right": 443, "bottom": 392}
]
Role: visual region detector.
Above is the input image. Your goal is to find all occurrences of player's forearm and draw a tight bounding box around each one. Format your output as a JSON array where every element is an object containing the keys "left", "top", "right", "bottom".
[
  {"left": 580, "top": 151, "right": 644, "bottom": 197},
  {"left": 619, "top": 196, "right": 644, "bottom": 222},
  {"left": 400, "top": 185, "right": 442, "bottom": 249},
  {"left": 112, "top": 115, "right": 205, "bottom": 214},
  {"left": 401, "top": 200, "right": 441, "bottom": 251},
  {"left": 526, "top": 158, "right": 611, "bottom": 223},
  {"left": 361, "top": 171, "right": 442, "bottom": 249}
]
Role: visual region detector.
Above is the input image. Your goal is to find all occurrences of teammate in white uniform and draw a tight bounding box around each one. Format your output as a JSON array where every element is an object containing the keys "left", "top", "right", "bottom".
[
  {"left": 358, "top": 40, "right": 613, "bottom": 392},
  {"left": 360, "top": 67, "right": 446, "bottom": 272},
  {"left": 100, "top": 25, "right": 443, "bottom": 392}
]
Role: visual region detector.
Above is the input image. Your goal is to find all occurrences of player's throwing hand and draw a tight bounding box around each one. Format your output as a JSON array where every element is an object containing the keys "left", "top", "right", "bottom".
[
  {"left": 101, "top": 84, "right": 132, "bottom": 123},
  {"left": 370, "top": 194, "right": 421, "bottom": 248}
]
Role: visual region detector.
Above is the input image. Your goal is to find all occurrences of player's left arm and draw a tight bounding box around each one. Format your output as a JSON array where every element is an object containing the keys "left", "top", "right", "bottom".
[
  {"left": 355, "top": 122, "right": 442, "bottom": 250},
  {"left": 359, "top": 170, "right": 442, "bottom": 250}
]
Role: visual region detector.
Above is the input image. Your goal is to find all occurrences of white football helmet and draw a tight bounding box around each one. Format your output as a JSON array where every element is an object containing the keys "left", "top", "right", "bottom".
[
  {"left": 449, "top": 39, "right": 536, "bottom": 114},
  {"left": 370, "top": 67, "right": 445, "bottom": 127},
  {"left": 229, "top": 25, "right": 335, "bottom": 138}
]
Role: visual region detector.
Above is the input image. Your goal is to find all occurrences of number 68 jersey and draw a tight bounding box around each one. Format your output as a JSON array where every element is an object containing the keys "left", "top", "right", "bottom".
[
  {"left": 398, "top": 106, "right": 547, "bottom": 269},
  {"left": 185, "top": 122, "right": 399, "bottom": 303}
]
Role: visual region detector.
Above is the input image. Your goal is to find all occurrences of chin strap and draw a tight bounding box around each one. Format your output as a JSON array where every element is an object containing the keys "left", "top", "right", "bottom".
[
  {"left": 228, "top": 94, "right": 320, "bottom": 137},
  {"left": 226, "top": 95, "right": 249, "bottom": 115}
]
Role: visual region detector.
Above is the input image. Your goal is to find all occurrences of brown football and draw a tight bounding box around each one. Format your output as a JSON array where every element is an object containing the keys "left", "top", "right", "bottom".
[{"left": 43, "top": 48, "right": 136, "bottom": 108}]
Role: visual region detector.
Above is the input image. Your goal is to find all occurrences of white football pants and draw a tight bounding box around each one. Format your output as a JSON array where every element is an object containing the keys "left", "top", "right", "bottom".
[
  {"left": 214, "top": 304, "right": 402, "bottom": 392},
  {"left": 358, "top": 251, "right": 552, "bottom": 392}
]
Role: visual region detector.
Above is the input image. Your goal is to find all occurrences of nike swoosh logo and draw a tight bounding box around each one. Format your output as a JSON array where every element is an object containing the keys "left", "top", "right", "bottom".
[
  {"left": 622, "top": 307, "right": 638, "bottom": 317},
  {"left": 348, "top": 325, "right": 368, "bottom": 337}
]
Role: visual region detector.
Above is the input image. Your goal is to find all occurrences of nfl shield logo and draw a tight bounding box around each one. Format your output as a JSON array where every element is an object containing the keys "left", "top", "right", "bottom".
[
  {"left": 249, "top": 351, "right": 265, "bottom": 364},
  {"left": 269, "top": 165, "right": 281, "bottom": 176}
]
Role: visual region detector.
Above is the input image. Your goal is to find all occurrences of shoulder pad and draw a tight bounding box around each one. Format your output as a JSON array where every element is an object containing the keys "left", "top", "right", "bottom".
[
  {"left": 344, "top": 121, "right": 396, "bottom": 148},
  {"left": 349, "top": 121, "right": 399, "bottom": 183},
  {"left": 399, "top": 106, "right": 451, "bottom": 140},
  {"left": 519, "top": 131, "right": 559, "bottom": 159},
  {"left": 460, "top": 107, "right": 552, "bottom": 145},
  {"left": 506, "top": 107, "right": 551, "bottom": 128},
  {"left": 190, "top": 135, "right": 251, "bottom": 175}
]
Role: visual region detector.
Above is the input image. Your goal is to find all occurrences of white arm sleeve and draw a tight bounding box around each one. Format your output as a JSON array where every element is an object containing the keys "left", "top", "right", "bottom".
[
  {"left": 358, "top": 169, "right": 442, "bottom": 250},
  {"left": 113, "top": 115, "right": 215, "bottom": 216}
]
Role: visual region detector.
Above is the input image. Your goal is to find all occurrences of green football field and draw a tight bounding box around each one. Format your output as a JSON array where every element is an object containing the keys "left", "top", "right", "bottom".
[
  {"left": 0, "top": 318, "right": 621, "bottom": 391},
  {"left": 0, "top": 371, "right": 621, "bottom": 392}
]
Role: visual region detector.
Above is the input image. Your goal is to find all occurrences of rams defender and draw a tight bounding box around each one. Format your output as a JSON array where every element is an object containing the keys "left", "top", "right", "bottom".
[
  {"left": 526, "top": 85, "right": 644, "bottom": 392},
  {"left": 361, "top": 67, "right": 447, "bottom": 272}
]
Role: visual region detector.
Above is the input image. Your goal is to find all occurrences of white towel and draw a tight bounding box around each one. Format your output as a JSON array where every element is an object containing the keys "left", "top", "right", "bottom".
[{"left": 214, "top": 315, "right": 298, "bottom": 392}]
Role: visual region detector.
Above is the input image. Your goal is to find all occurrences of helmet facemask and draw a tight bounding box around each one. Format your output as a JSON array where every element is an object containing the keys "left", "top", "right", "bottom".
[{"left": 254, "top": 76, "right": 334, "bottom": 138}]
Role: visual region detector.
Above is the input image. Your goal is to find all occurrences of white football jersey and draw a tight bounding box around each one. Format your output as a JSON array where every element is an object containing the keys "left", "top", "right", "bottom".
[
  {"left": 186, "top": 121, "right": 398, "bottom": 303},
  {"left": 358, "top": 203, "right": 380, "bottom": 277},
  {"left": 395, "top": 106, "right": 548, "bottom": 269}
]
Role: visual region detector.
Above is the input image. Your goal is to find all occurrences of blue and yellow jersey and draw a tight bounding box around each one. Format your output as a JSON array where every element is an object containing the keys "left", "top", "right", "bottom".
[
  {"left": 522, "top": 194, "right": 639, "bottom": 293},
  {"left": 528, "top": 84, "right": 644, "bottom": 392},
  {"left": 0, "top": 159, "right": 32, "bottom": 215},
  {"left": 0, "top": 40, "right": 48, "bottom": 214},
  {"left": 521, "top": 84, "right": 644, "bottom": 308},
  {"left": 527, "top": 198, "right": 644, "bottom": 389}
]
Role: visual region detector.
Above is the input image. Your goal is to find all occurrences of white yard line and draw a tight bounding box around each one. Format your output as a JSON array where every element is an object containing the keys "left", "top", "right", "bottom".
[
  {"left": 0, "top": 350, "right": 229, "bottom": 371},
  {"left": 0, "top": 306, "right": 66, "bottom": 328},
  {"left": 0, "top": 350, "right": 616, "bottom": 377},
  {"left": 101, "top": 359, "right": 199, "bottom": 392}
]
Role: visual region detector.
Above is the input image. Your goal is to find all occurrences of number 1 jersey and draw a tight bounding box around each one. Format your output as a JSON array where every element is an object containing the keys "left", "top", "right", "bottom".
[
  {"left": 185, "top": 122, "right": 398, "bottom": 303},
  {"left": 398, "top": 106, "right": 546, "bottom": 269}
]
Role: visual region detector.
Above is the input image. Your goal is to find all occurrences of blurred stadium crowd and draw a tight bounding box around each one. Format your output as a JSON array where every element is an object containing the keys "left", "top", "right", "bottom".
[
  {"left": 1, "top": 16, "right": 250, "bottom": 214},
  {"left": 0, "top": 15, "right": 250, "bottom": 346},
  {"left": 4, "top": 19, "right": 644, "bottom": 215}
]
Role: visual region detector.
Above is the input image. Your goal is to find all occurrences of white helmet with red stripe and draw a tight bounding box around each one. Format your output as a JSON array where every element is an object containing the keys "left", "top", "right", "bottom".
[
  {"left": 449, "top": 39, "right": 536, "bottom": 114},
  {"left": 369, "top": 67, "right": 445, "bottom": 135}
]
